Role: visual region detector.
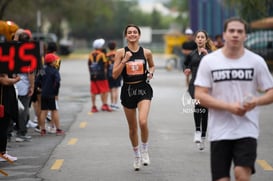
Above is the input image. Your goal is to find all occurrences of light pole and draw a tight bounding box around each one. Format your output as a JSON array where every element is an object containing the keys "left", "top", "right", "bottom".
[{"left": 37, "top": 10, "right": 41, "bottom": 33}]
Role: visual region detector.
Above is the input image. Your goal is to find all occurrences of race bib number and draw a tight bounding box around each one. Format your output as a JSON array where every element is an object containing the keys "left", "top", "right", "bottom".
[{"left": 126, "top": 59, "right": 144, "bottom": 75}]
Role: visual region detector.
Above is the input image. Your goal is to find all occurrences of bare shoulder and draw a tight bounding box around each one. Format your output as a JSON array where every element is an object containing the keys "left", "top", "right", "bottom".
[
  {"left": 116, "top": 48, "right": 125, "bottom": 58},
  {"left": 143, "top": 48, "right": 153, "bottom": 59},
  {"left": 116, "top": 47, "right": 124, "bottom": 53},
  {"left": 143, "top": 47, "right": 152, "bottom": 55}
]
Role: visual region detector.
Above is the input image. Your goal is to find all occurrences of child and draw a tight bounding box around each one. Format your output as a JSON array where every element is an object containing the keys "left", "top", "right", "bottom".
[
  {"left": 36, "top": 53, "right": 64, "bottom": 136},
  {"left": 106, "top": 41, "right": 121, "bottom": 110},
  {"left": 88, "top": 38, "right": 112, "bottom": 112}
]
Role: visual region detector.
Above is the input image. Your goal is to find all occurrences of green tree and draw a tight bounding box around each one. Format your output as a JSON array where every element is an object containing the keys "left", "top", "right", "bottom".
[
  {"left": 165, "top": 0, "right": 189, "bottom": 28},
  {"left": 151, "top": 9, "right": 162, "bottom": 29},
  {"left": 0, "top": 0, "right": 177, "bottom": 42}
]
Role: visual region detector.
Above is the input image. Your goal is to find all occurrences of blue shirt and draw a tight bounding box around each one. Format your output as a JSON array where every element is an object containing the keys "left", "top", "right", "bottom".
[{"left": 36, "top": 65, "right": 60, "bottom": 97}]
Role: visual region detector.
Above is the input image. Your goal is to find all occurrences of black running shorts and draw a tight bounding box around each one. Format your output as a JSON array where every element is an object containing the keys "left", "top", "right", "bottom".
[
  {"left": 41, "top": 96, "right": 57, "bottom": 110},
  {"left": 210, "top": 137, "right": 257, "bottom": 180},
  {"left": 121, "top": 81, "right": 153, "bottom": 109}
]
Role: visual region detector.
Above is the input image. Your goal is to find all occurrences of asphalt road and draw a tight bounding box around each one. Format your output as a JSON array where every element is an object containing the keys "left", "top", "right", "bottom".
[{"left": 1, "top": 55, "right": 273, "bottom": 181}]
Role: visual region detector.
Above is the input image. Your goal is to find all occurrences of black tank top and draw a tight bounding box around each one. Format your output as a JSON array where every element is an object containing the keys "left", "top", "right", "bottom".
[{"left": 122, "top": 46, "right": 147, "bottom": 83}]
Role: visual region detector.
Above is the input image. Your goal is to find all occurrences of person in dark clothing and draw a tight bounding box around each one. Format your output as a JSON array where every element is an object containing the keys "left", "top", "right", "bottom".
[
  {"left": 106, "top": 41, "right": 122, "bottom": 110},
  {"left": 0, "top": 74, "right": 21, "bottom": 162},
  {"left": 32, "top": 41, "right": 61, "bottom": 134},
  {"left": 35, "top": 53, "right": 64, "bottom": 136},
  {"left": 182, "top": 28, "right": 197, "bottom": 52},
  {"left": 181, "top": 28, "right": 197, "bottom": 85},
  {"left": 184, "top": 30, "right": 215, "bottom": 150},
  {"left": 214, "top": 34, "right": 224, "bottom": 49},
  {"left": 47, "top": 42, "right": 61, "bottom": 70},
  {"left": 45, "top": 41, "right": 61, "bottom": 133}
]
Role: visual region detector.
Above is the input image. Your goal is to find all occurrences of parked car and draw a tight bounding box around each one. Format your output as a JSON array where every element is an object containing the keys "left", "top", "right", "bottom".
[
  {"left": 32, "top": 33, "right": 73, "bottom": 55},
  {"left": 32, "top": 32, "right": 57, "bottom": 43},
  {"left": 59, "top": 38, "right": 74, "bottom": 55},
  {"left": 245, "top": 30, "right": 273, "bottom": 70}
]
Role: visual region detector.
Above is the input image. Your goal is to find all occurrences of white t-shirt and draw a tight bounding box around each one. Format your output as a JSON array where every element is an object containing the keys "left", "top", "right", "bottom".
[
  {"left": 194, "top": 48, "right": 273, "bottom": 141},
  {"left": 15, "top": 74, "right": 30, "bottom": 96}
]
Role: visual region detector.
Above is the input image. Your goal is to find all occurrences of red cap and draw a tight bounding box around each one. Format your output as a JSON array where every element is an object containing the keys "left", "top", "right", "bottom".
[{"left": 45, "top": 53, "right": 59, "bottom": 64}]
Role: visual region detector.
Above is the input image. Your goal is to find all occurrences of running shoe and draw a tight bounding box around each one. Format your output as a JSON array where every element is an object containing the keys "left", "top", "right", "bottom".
[
  {"left": 27, "top": 120, "right": 38, "bottom": 128},
  {"left": 32, "top": 116, "right": 38, "bottom": 123},
  {"left": 15, "top": 135, "right": 32, "bottom": 142},
  {"left": 35, "top": 125, "right": 41, "bottom": 133},
  {"left": 141, "top": 150, "right": 150, "bottom": 166},
  {"left": 41, "top": 129, "right": 46, "bottom": 136},
  {"left": 46, "top": 112, "right": 52, "bottom": 122},
  {"left": 91, "top": 106, "right": 99, "bottom": 113},
  {"left": 47, "top": 126, "right": 56, "bottom": 134},
  {"left": 56, "top": 129, "right": 65, "bottom": 136},
  {"left": 0, "top": 153, "right": 17, "bottom": 162},
  {"left": 193, "top": 131, "right": 202, "bottom": 143},
  {"left": 110, "top": 104, "right": 119, "bottom": 111},
  {"left": 110, "top": 104, "right": 116, "bottom": 110},
  {"left": 133, "top": 157, "right": 141, "bottom": 171},
  {"left": 101, "top": 104, "right": 112, "bottom": 112},
  {"left": 198, "top": 137, "right": 206, "bottom": 151}
]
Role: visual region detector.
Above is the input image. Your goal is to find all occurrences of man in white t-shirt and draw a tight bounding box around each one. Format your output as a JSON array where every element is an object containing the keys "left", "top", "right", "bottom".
[{"left": 194, "top": 17, "right": 273, "bottom": 181}]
